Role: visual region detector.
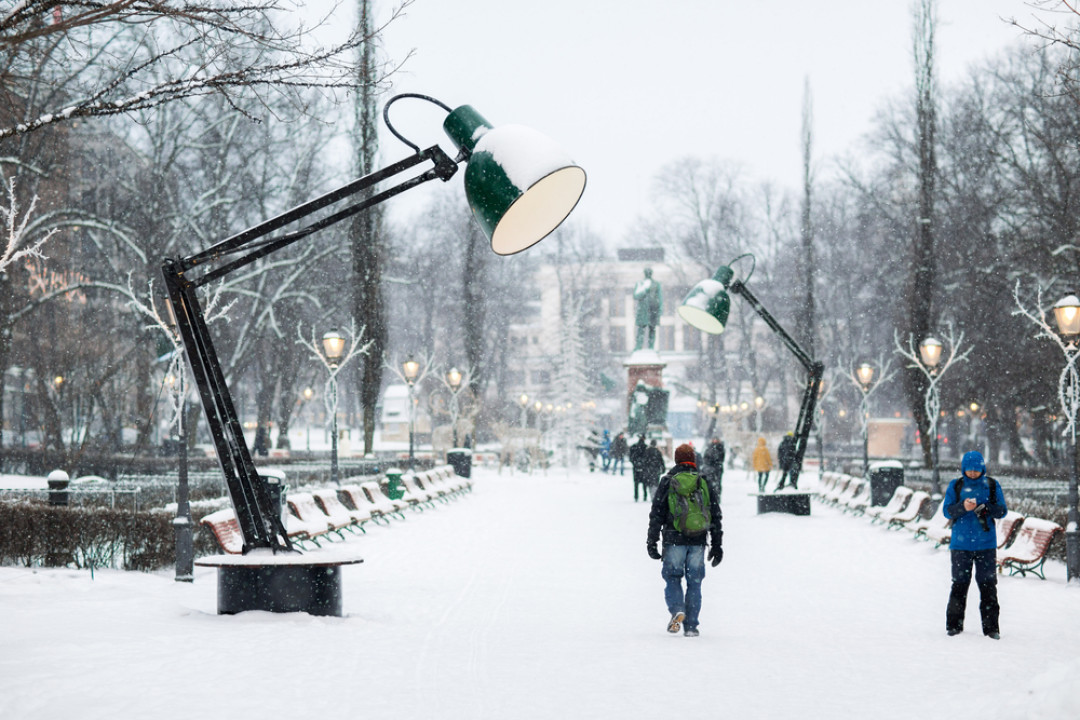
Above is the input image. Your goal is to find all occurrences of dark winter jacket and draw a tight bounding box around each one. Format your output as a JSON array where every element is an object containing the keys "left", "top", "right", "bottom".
[
  {"left": 611, "top": 434, "right": 628, "bottom": 459},
  {"left": 942, "top": 451, "right": 1007, "bottom": 551},
  {"left": 703, "top": 441, "right": 725, "bottom": 477},
  {"left": 778, "top": 435, "right": 796, "bottom": 471},
  {"left": 644, "top": 446, "right": 665, "bottom": 485},
  {"left": 629, "top": 439, "right": 648, "bottom": 477},
  {"left": 647, "top": 462, "right": 723, "bottom": 549}
]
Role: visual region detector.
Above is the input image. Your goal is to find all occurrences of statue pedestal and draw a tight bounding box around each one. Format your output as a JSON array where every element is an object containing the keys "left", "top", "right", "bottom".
[
  {"left": 623, "top": 349, "right": 665, "bottom": 387},
  {"left": 624, "top": 350, "right": 668, "bottom": 446}
]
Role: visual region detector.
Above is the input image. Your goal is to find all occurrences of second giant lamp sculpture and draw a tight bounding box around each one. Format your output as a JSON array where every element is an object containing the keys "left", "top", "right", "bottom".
[{"left": 678, "top": 255, "right": 824, "bottom": 492}]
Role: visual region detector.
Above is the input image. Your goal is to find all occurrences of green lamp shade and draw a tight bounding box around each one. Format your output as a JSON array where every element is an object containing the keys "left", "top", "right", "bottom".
[
  {"left": 444, "top": 106, "right": 586, "bottom": 256},
  {"left": 678, "top": 279, "right": 731, "bottom": 334}
]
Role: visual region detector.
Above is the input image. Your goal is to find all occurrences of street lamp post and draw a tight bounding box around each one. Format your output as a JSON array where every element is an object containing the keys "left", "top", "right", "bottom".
[
  {"left": 855, "top": 363, "right": 875, "bottom": 478},
  {"left": 518, "top": 393, "right": 529, "bottom": 429},
  {"left": 895, "top": 330, "right": 969, "bottom": 498},
  {"left": 446, "top": 366, "right": 463, "bottom": 446},
  {"left": 403, "top": 357, "right": 420, "bottom": 470},
  {"left": 920, "top": 337, "right": 944, "bottom": 495},
  {"left": 321, "top": 330, "right": 346, "bottom": 485},
  {"left": 1052, "top": 294, "right": 1080, "bottom": 581}
]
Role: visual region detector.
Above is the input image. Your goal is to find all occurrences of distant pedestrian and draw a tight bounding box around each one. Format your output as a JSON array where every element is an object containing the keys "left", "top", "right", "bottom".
[
  {"left": 611, "top": 432, "right": 628, "bottom": 475},
  {"left": 646, "top": 443, "right": 723, "bottom": 637},
  {"left": 629, "top": 434, "right": 650, "bottom": 501},
  {"left": 702, "top": 437, "right": 725, "bottom": 502},
  {"left": 775, "top": 433, "right": 797, "bottom": 490},
  {"left": 601, "top": 430, "right": 612, "bottom": 472},
  {"left": 644, "top": 439, "right": 666, "bottom": 493},
  {"left": 944, "top": 451, "right": 1007, "bottom": 639},
  {"left": 752, "top": 437, "right": 772, "bottom": 493}
]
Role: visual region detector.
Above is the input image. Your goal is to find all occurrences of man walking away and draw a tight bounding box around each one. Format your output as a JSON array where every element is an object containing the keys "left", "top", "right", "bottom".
[
  {"left": 646, "top": 444, "right": 723, "bottom": 637},
  {"left": 943, "top": 451, "right": 1007, "bottom": 639},
  {"left": 702, "top": 437, "right": 725, "bottom": 503},
  {"left": 629, "top": 435, "right": 649, "bottom": 501},
  {"left": 611, "top": 432, "right": 629, "bottom": 475},
  {"left": 644, "top": 439, "right": 665, "bottom": 496},
  {"left": 775, "top": 432, "right": 797, "bottom": 491}
]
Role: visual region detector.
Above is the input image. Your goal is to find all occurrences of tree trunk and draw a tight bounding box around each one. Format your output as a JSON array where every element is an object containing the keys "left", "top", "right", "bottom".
[{"left": 349, "top": 0, "right": 385, "bottom": 455}]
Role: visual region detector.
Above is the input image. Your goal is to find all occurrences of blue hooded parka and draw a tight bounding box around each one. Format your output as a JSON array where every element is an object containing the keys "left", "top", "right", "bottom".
[{"left": 942, "top": 451, "right": 1007, "bottom": 551}]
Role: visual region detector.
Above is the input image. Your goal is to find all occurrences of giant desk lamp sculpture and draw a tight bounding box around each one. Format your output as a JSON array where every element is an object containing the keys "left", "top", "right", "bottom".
[
  {"left": 161, "top": 94, "right": 584, "bottom": 613},
  {"left": 678, "top": 254, "right": 824, "bottom": 495}
]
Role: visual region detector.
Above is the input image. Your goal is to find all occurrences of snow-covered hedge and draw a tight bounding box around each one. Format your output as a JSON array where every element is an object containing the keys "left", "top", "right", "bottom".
[{"left": 0, "top": 501, "right": 176, "bottom": 571}]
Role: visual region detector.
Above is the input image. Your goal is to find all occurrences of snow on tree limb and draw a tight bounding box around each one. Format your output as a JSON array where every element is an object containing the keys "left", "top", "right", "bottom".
[
  {"left": 0, "top": 176, "right": 55, "bottom": 273},
  {"left": 0, "top": 0, "right": 414, "bottom": 140}
]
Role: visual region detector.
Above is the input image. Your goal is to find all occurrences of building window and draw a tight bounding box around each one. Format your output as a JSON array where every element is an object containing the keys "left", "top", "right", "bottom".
[
  {"left": 531, "top": 370, "right": 551, "bottom": 384},
  {"left": 610, "top": 326, "right": 626, "bottom": 353},
  {"left": 660, "top": 326, "right": 675, "bottom": 351},
  {"left": 683, "top": 326, "right": 701, "bottom": 351},
  {"left": 608, "top": 290, "right": 624, "bottom": 318}
]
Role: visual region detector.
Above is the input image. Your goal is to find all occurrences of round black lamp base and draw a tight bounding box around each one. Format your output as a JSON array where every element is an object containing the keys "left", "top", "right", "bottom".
[{"left": 196, "top": 554, "right": 363, "bottom": 617}]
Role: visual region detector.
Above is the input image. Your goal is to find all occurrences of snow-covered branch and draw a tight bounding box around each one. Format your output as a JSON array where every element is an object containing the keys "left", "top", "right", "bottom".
[{"left": 0, "top": 176, "right": 54, "bottom": 273}]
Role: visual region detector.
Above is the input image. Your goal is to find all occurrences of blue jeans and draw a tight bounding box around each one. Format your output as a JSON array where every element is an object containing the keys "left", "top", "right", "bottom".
[{"left": 662, "top": 544, "right": 706, "bottom": 630}]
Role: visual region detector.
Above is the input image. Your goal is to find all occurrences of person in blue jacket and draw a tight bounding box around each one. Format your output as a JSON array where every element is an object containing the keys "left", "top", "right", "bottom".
[{"left": 942, "top": 451, "right": 1007, "bottom": 639}]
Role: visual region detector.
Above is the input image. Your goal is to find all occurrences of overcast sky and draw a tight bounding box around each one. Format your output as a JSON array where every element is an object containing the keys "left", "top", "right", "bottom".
[{"left": 350, "top": 0, "right": 1043, "bottom": 243}]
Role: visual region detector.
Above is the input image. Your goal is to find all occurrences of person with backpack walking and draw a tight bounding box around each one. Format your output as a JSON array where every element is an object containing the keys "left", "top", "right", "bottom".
[
  {"left": 943, "top": 450, "right": 1007, "bottom": 639},
  {"left": 752, "top": 437, "right": 773, "bottom": 493},
  {"left": 646, "top": 443, "right": 723, "bottom": 637}
]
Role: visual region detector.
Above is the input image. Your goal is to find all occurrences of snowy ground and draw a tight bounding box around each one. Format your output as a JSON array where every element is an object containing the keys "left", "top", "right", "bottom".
[{"left": 1, "top": 465, "right": 1078, "bottom": 720}]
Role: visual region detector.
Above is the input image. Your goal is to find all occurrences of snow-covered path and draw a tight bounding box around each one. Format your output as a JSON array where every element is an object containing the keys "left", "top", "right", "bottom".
[{"left": 1, "top": 466, "right": 1078, "bottom": 719}]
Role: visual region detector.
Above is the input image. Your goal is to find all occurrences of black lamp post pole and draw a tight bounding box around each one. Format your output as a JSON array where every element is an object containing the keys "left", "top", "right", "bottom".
[{"left": 174, "top": 391, "right": 194, "bottom": 582}]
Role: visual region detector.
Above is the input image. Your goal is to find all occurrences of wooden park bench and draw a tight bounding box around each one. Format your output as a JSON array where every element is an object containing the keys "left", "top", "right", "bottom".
[
  {"left": 996, "top": 517, "right": 1062, "bottom": 579},
  {"left": 285, "top": 492, "right": 340, "bottom": 546},
  {"left": 200, "top": 508, "right": 244, "bottom": 554},
  {"left": 312, "top": 488, "right": 369, "bottom": 535},
  {"left": 866, "top": 486, "right": 913, "bottom": 525},
  {"left": 997, "top": 511, "right": 1025, "bottom": 549},
  {"left": 913, "top": 500, "right": 952, "bottom": 548},
  {"left": 360, "top": 480, "right": 410, "bottom": 519},
  {"left": 842, "top": 481, "right": 871, "bottom": 516},
  {"left": 339, "top": 483, "right": 393, "bottom": 526},
  {"left": 883, "top": 490, "right": 932, "bottom": 531}
]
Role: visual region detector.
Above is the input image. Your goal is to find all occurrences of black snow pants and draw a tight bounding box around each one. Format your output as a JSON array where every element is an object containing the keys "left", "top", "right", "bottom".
[{"left": 946, "top": 548, "right": 999, "bottom": 635}]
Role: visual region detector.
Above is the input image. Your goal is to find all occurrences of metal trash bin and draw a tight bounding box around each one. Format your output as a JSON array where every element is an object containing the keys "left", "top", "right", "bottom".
[
  {"left": 259, "top": 469, "right": 288, "bottom": 528},
  {"left": 868, "top": 461, "right": 904, "bottom": 506},
  {"left": 447, "top": 448, "right": 472, "bottom": 478},
  {"left": 385, "top": 468, "right": 405, "bottom": 501},
  {"left": 47, "top": 470, "right": 70, "bottom": 507}
]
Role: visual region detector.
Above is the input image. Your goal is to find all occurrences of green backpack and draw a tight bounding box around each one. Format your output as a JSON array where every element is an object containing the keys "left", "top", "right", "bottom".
[{"left": 667, "top": 471, "right": 711, "bottom": 536}]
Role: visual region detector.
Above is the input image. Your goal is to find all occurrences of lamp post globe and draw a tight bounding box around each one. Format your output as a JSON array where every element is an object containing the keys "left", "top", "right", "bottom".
[
  {"left": 321, "top": 330, "right": 345, "bottom": 368},
  {"left": 919, "top": 336, "right": 943, "bottom": 371},
  {"left": 322, "top": 329, "right": 346, "bottom": 485},
  {"left": 1053, "top": 294, "right": 1080, "bottom": 342}
]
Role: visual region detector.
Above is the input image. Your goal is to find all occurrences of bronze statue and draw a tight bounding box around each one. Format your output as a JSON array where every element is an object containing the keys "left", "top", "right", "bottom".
[{"left": 633, "top": 268, "right": 662, "bottom": 351}]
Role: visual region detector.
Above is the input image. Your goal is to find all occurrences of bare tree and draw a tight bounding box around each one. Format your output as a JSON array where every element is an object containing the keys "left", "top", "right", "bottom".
[{"left": 0, "top": 0, "right": 412, "bottom": 140}]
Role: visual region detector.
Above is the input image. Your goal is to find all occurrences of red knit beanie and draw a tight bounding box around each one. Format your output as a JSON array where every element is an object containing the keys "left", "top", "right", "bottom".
[{"left": 674, "top": 443, "right": 696, "bottom": 465}]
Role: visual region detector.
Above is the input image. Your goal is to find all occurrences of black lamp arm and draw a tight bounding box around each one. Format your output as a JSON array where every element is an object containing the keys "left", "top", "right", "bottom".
[
  {"left": 161, "top": 145, "right": 462, "bottom": 553},
  {"left": 729, "top": 279, "right": 824, "bottom": 489}
]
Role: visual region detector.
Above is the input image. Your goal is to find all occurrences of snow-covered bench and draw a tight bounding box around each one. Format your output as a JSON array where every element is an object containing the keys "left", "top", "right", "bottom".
[
  {"left": 913, "top": 500, "right": 951, "bottom": 547},
  {"left": 200, "top": 508, "right": 244, "bottom": 554},
  {"left": 882, "top": 490, "right": 932, "bottom": 531},
  {"left": 866, "top": 486, "right": 912, "bottom": 525},
  {"left": 312, "top": 489, "right": 369, "bottom": 535},
  {"left": 997, "top": 517, "right": 1062, "bottom": 580}
]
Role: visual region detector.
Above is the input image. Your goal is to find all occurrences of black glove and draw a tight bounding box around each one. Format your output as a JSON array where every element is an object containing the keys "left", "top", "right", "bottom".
[
  {"left": 708, "top": 545, "right": 723, "bottom": 567},
  {"left": 647, "top": 542, "right": 662, "bottom": 560}
]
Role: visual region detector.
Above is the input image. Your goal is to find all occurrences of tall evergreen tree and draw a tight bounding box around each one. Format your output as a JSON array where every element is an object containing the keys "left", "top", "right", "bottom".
[{"left": 350, "top": 0, "right": 386, "bottom": 454}]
